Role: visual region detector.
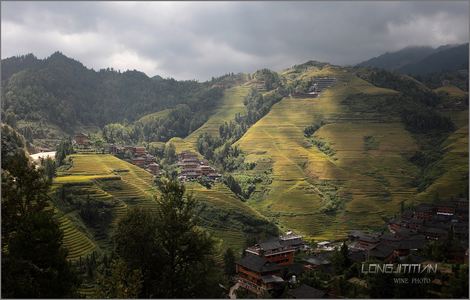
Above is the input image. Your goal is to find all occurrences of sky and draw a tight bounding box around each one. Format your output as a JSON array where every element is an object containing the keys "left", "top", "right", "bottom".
[{"left": 1, "top": 1, "right": 469, "bottom": 81}]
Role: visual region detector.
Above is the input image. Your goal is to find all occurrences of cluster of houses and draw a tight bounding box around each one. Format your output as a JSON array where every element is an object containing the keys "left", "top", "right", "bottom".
[
  {"left": 177, "top": 151, "right": 221, "bottom": 181},
  {"left": 345, "top": 200, "right": 468, "bottom": 264},
  {"left": 72, "top": 133, "right": 161, "bottom": 176},
  {"left": 107, "top": 144, "right": 161, "bottom": 175},
  {"left": 234, "top": 199, "right": 469, "bottom": 298}
]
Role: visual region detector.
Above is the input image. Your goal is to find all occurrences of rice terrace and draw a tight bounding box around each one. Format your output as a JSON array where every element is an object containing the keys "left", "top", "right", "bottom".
[{"left": 1, "top": 1, "right": 468, "bottom": 299}]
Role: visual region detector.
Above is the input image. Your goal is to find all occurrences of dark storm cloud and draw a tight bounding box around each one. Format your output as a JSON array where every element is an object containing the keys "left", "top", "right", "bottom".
[{"left": 1, "top": 1, "right": 468, "bottom": 80}]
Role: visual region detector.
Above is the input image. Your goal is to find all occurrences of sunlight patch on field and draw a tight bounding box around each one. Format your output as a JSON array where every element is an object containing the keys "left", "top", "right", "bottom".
[
  {"left": 184, "top": 85, "right": 251, "bottom": 148},
  {"left": 237, "top": 69, "right": 420, "bottom": 240},
  {"left": 53, "top": 154, "right": 271, "bottom": 253}
]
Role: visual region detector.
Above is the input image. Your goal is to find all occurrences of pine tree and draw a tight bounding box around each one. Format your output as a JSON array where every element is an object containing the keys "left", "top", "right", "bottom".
[
  {"left": 1, "top": 125, "right": 79, "bottom": 297},
  {"left": 223, "top": 248, "right": 236, "bottom": 277},
  {"left": 114, "top": 179, "right": 223, "bottom": 298},
  {"left": 96, "top": 259, "right": 143, "bottom": 298}
]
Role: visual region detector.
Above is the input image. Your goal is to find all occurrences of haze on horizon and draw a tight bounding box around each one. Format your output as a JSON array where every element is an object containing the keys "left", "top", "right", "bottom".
[{"left": 1, "top": 1, "right": 469, "bottom": 81}]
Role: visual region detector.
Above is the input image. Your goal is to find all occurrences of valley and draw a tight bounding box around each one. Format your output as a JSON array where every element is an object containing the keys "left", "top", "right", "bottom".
[
  {"left": 2, "top": 2, "right": 468, "bottom": 298},
  {"left": 2, "top": 52, "right": 468, "bottom": 263}
]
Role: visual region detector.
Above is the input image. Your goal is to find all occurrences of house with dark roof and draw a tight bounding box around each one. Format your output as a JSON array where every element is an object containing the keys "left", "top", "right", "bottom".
[
  {"left": 349, "top": 231, "right": 380, "bottom": 250},
  {"left": 303, "top": 252, "right": 331, "bottom": 269},
  {"left": 368, "top": 243, "right": 395, "bottom": 262},
  {"left": 245, "top": 238, "right": 296, "bottom": 266},
  {"left": 288, "top": 284, "right": 326, "bottom": 299},
  {"left": 418, "top": 227, "right": 449, "bottom": 240},
  {"left": 414, "top": 204, "right": 435, "bottom": 220},
  {"left": 236, "top": 254, "right": 285, "bottom": 296},
  {"left": 279, "top": 231, "right": 309, "bottom": 251},
  {"left": 348, "top": 249, "right": 367, "bottom": 263}
]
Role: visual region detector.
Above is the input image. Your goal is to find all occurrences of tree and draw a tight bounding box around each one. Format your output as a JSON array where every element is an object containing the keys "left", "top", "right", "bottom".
[
  {"left": 42, "top": 157, "right": 56, "bottom": 180},
  {"left": 5, "top": 110, "right": 17, "bottom": 128},
  {"left": 55, "top": 138, "right": 74, "bottom": 166},
  {"left": 96, "top": 259, "right": 143, "bottom": 298},
  {"left": 164, "top": 142, "right": 176, "bottom": 163},
  {"left": 114, "top": 179, "right": 224, "bottom": 298},
  {"left": 224, "top": 175, "right": 243, "bottom": 198},
  {"left": 2, "top": 153, "right": 50, "bottom": 239},
  {"left": 223, "top": 248, "right": 236, "bottom": 277},
  {"left": 114, "top": 208, "right": 161, "bottom": 297},
  {"left": 154, "top": 179, "right": 222, "bottom": 298},
  {"left": 2, "top": 212, "right": 80, "bottom": 298},
  {"left": 331, "top": 242, "right": 351, "bottom": 274},
  {"left": 1, "top": 125, "right": 80, "bottom": 298}
]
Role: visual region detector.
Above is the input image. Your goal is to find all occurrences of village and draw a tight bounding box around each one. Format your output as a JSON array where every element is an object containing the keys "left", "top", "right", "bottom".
[
  {"left": 31, "top": 132, "right": 468, "bottom": 298},
  {"left": 231, "top": 198, "right": 469, "bottom": 298},
  {"left": 75, "top": 133, "right": 221, "bottom": 182}
]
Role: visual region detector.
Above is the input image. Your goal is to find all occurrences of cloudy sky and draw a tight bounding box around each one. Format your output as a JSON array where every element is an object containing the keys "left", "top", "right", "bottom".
[{"left": 2, "top": 1, "right": 468, "bottom": 80}]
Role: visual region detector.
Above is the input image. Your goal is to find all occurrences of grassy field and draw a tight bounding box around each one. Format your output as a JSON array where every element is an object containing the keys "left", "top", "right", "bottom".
[{"left": 236, "top": 68, "right": 425, "bottom": 240}]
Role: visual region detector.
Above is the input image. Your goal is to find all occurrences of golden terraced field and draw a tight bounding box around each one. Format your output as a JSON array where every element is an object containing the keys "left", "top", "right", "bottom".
[
  {"left": 236, "top": 68, "right": 429, "bottom": 240},
  {"left": 52, "top": 154, "right": 273, "bottom": 262}
]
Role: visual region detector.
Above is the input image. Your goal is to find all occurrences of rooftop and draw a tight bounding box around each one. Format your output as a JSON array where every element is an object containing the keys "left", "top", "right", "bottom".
[
  {"left": 236, "top": 254, "right": 282, "bottom": 273},
  {"left": 288, "top": 284, "right": 326, "bottom": 299}
]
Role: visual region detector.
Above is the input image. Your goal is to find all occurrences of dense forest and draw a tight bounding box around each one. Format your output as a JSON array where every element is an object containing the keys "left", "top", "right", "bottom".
[{"left": 1, "top": 52, "right": 236, "bottom": 143}]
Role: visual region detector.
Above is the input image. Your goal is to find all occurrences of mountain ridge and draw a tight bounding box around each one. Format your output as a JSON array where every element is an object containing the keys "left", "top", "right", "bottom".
[{"left": 357, "top": 43, "right": 469, "bottom": 75}]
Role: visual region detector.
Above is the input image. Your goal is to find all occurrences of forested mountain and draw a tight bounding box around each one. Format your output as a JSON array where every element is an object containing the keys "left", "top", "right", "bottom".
[
  {"left": 357, "top": 46, "right": 436, "bottom": 70},
  {"left": 2, "top": 49, "right": 468, "bottom": 298},
  {"left": 1, "top": 52, "right": 235, "bottom": 144},
  {"left": 399, "top": 43, "right": 469, "bottom": 75},
  {"left": 357, "top": 43, "right": 469, "bottom": 75}
]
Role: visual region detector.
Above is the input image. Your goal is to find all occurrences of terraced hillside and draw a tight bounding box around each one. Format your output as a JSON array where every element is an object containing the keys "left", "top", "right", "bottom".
[
  {"left": 416, "top": 125, "right": 469, "bottom": 202},
  {"left": 235, "top": 65, "right": 468, "bottom": 240},
  {"left": 51, "top": 154, "right": 159, "bottom": 259},
  {"left": 52, "top": 154, "right": 275, "bottom": 261},
  {"left": 171, "top": 85, "right": 252, "bottom": 152}
]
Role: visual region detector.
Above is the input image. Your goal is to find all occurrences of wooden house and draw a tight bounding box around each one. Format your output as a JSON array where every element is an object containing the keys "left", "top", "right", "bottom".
[
  {"left": 236, "top": 254, "right": 284, "bottom": 296},
  {"left": 414, "top": 204, "right": 435, "bottom": 220},
  {"left": 73, "top": 132, "right": 90, "bottom": 148},
  {"left": 245, "top": 239, "right": 295, "bottom": 266}
]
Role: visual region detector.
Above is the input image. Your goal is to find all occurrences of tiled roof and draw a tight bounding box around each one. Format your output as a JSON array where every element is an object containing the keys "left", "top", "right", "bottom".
[
  {"left": 288, "top": 284, "right": 326, "bottom": 299},
  {"left": 236, "top": 254, "right": 281, "bottom": 273}
]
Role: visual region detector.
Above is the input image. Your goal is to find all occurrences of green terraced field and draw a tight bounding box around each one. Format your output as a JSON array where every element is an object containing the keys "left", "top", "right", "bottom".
[
  {"left": 416, "top": 125, "right": 469, "bottom": 202},
  {"left": 56, "top": 213, "right": 97, "bottom": 261},
  {"left": 235, "top": 67, "right": 443, "bottom": 240},
  {"left": 52, "top": 154, "right": 274, "bottom": 264},
  {"left": 187, "top": 182, "right": 273, "bottom": 250},
  {"left": 52, "top": 154, "right": 159, "bottom": 258},
  {"left": 171, "top": 85, "right": 252, "bottom": 153}
]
